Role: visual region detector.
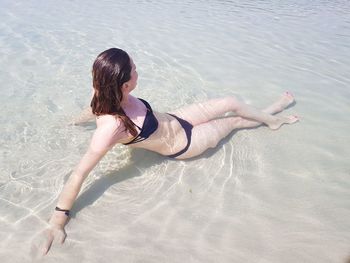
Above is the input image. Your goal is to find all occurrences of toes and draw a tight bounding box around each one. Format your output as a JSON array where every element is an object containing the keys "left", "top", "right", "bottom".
[
  {"left": 283, "top": 91, "right": 293, "bottom": 99},
  {"left": 286, "top": 91, "right": 294, "bottom": 97},
  {"left": 288, "top": 115, "right": 299, "bottom": 123}
]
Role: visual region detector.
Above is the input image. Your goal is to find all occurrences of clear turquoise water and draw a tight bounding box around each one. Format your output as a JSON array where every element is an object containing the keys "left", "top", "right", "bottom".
[{"left": 0, "top": 0, "right": 349, "bottom": 262}]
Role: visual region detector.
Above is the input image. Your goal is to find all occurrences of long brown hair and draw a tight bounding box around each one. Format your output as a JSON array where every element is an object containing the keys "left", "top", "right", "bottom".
[{"left": 90, "top": 48, "right": 138, "bottom": 136}]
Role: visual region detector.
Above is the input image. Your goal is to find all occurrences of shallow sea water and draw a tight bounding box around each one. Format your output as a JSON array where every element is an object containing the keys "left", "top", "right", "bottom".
[{"left": 0, "top": 0, "right": 350, "bottom": 262}]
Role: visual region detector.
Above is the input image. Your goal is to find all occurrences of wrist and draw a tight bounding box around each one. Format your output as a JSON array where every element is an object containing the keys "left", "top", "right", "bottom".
[
  {"left": 55, "top": 206, "right": 70, "bottom": 217},
  {"left": 49, "top": 210, "right": 69, "bottom": 228}
]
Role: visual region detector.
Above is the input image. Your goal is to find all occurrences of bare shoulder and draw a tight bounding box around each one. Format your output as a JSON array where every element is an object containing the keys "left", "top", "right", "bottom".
[{"left": 91, "top": 115, "right": 126, "bottom": 152}]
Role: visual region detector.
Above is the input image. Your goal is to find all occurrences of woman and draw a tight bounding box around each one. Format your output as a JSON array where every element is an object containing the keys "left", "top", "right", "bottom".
[{"left": 42, "top": 48, "right": 298, "bottom": 254}]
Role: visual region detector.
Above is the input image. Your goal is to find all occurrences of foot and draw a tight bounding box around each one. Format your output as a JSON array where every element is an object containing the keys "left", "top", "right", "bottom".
[
  {"left": 279, "top": 91, "right": 295, "bottom": 109},
  {"left": 264, "top": 91, "right": 295, "bottom": 114},
  {"left": 268, "top": 115, "right": 299, "bottom": 130}
]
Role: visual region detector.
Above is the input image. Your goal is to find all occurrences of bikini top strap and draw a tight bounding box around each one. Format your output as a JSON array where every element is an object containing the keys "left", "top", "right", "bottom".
[
  {"left": 125, "top": 98, "right": 152, "bottom": 131},
  {"left": 138, "top": 98, "right": 153, "bottom": 112},
  {"left": 132, "top": 122, "right": 142, "bottom": 130}
]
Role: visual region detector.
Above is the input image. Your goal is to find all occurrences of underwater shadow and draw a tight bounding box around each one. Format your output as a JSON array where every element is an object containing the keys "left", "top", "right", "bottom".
[
  {"left": 70, "top": 148, "right": 164, "bottom": 217},
  {"left": 69, "top": 110, "right": 289, "bottom": 215},
  {"left": 185, "top": 124, "right": 264, "bottom": 161}
]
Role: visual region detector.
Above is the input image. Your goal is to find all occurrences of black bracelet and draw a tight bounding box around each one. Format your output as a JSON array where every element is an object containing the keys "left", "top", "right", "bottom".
[{"left": 55, "top": 206, "right": 70, "bottom": 217}]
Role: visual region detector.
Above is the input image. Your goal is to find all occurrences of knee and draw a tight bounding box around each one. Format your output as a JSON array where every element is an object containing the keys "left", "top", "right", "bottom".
[
  {"left": 196, "top": 130, "right": 220, "bottom": 149},
  {"left": 227, "top": 96, "right": 241, "bottom": 112},
  {"left": 209, "top": 140, "right": 219, "bottom": 149},
  {"left": 206, "top": 135, "right": 220, "bottom": 149}
]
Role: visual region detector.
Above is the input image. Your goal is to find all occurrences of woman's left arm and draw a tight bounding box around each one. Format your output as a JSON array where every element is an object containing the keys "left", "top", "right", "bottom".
[
  {"left": 70, "top": 106, "right": 95, "bottom": 125},
  {"left": 71, "top": 89, "right": 96, "bottom": 125}
]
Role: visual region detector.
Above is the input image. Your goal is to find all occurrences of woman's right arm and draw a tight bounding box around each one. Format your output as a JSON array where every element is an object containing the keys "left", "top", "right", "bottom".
[
  {"left": 48, "top": 141, "right": 109, "bottom": 227},
  {"left": 42, "top": 124, "right": 120, "bottom": 255}
]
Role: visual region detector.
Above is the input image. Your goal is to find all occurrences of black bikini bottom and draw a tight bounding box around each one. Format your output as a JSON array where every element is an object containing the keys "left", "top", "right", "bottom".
[{"left": 166, "top": 114, "right": 193, "bottom": 158}]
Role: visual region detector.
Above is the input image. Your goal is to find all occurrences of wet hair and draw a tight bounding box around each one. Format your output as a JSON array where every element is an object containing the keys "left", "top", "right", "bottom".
[{"left": 90, "top": 48, "right": 138, "bottom": 136}]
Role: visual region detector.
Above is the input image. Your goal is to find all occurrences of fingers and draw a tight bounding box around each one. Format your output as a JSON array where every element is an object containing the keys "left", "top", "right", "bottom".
[
  {"left": 68, "top": 120, "right": 77, "bottom": 126},
  {"left": 58, "top": 230, "right": 67, "bottom": 244},
  {"left": 30, "top": 232, "right": 48, "bottom": 259},
  {"left": 42, "top": 234, "right": 54, "bottom": 255},
  {"left": 41, "top": 227, "right": 66, "bottom": 255}
]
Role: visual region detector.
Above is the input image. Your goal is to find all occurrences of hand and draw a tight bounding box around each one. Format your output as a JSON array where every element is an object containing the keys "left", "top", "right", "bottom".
[
  {"left": 68, "top": 119, "right": 77, "bottom": 126},
  {"left": 40, "top": 224, "right": 67, "bottom": 255}
]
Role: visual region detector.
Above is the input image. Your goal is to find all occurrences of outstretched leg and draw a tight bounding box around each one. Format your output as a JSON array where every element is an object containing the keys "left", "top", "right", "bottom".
[
  {"left": 170, "top": 97, "right": 240, "bottom": 126},
  {"left": 176, "top": 95, "right": 299, "bottom": 159},
  {"left": 171, "top": 92, "right": 296, "bottom": 130}
]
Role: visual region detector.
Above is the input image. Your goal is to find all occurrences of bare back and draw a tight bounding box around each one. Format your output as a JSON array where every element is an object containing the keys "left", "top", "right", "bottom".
[{"left": 93, "top": 95, "right": 189, "bottom": 156}]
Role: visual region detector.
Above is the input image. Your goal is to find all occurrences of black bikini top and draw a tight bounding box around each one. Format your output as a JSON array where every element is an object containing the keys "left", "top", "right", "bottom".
[{"left": 123, "top": 98, "right": 159, "bottom": 145}]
